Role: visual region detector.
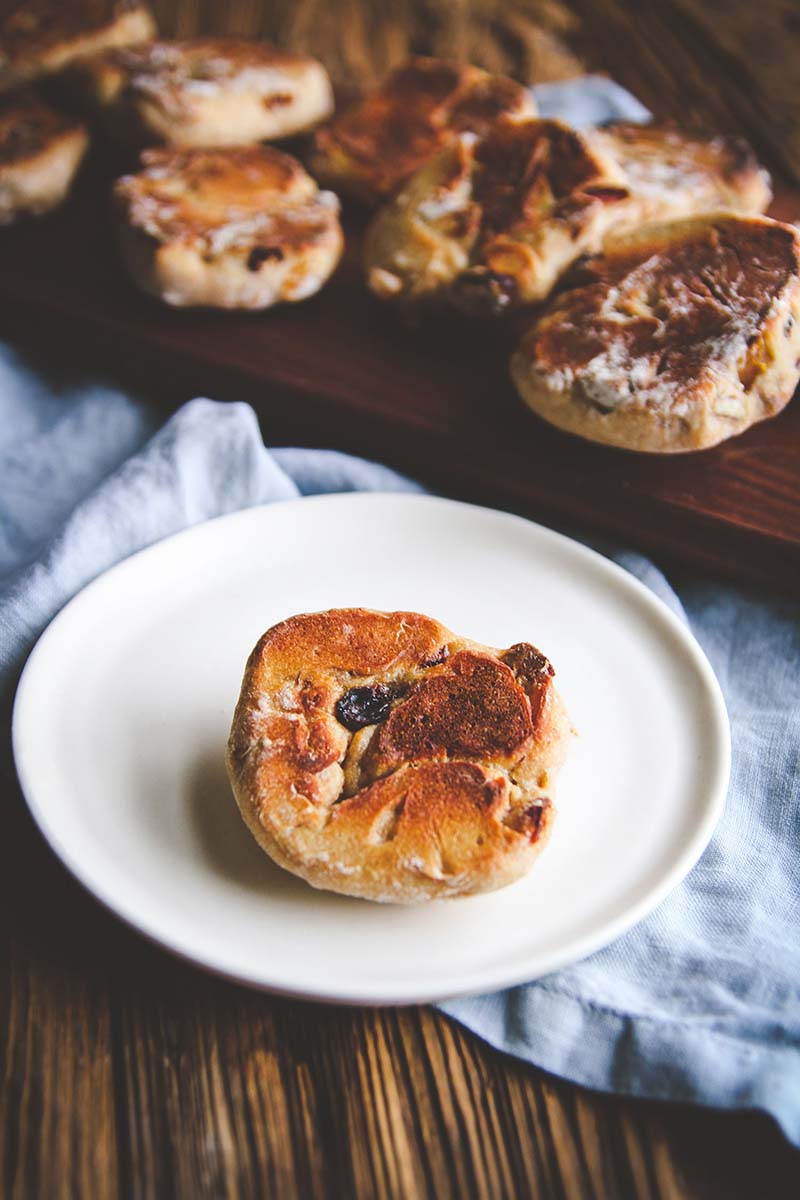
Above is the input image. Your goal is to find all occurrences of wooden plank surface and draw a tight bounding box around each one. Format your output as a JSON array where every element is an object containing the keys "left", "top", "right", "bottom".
[
  {"left": 2, "top": 167, "right": 800, "bottom": 591},
  {"left": 3, "top": 2, "right": 800, "bottom": 1197}
]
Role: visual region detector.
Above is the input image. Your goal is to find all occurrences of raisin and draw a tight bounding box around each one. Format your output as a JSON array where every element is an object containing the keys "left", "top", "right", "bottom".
[
  {"left": 247, "top": 245, "right": 284, "bottom": 271},
  {"left": 582, "top": 185, "right": 630, "bottom": 202},
  {"left": 335, "top": 683, "right": 407, "bottom": 732},
  {"left": 501, "top": 643, "right": 553, "bottom": 682},
  {"left": 420, "top": 645, "right": 449, "bottom": 668},
  {"left": 504, "top": 799, "right": 550, "bottom": 840},
  {"left": 262, "top": 93, "right": 293, "bottom": 109},
  {"left": 459, "top": 269, "right": 518, "bottom": 315}
]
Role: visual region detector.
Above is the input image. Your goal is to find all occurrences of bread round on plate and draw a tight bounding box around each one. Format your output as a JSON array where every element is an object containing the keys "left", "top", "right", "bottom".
[
  {"left": 113, "top": 145, "right": 343, "bottom": 309},
  {"left": 510, "top": 213, "right": 800, "bottom": 453},
  {"left": 0, "top": 90, "right": 88, "bottom": 223},
  {"left": 587, "top": 121, "right": 772, "bottom": 224},
  {"left": 0, "top": 0, "right": 156, "bottom": 92},
  {"left": 364, "top": 117, "right": 630, "bottom": 314},
  {"left": 65, "top": 37, "right": 334, "bottom": 146},
  {"left": 227, "top": 608, "right": 572, "bottom": 904},
  {"left": 309, "top": 56, "right": 536, "bottom": 207}
]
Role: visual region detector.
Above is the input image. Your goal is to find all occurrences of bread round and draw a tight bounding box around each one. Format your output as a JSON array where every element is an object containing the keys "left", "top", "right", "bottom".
[
  {"left": 363, "top": 118, "right": 629, "bottom": 314},
  {"left": 113, "top": 145, "right": 343, "bottom": 309},
  {"left": 227, "top": 609, "right": 572, "bottom": 903},
  {"left": 0, "top": 0, "right": 156, "bottom": 92},
  {"left": 309, "top": 56, "right": 536, "bottom": 207},
  {"left": 587, "top": 121, "right": 772, "bottom": 224},
  {"left": 0, "top": 91, "right": 88, "bottom": 224},
  {"left": 67, "top": 38, "right": 333, "bottom": 146},
  {"left": 510, "top": 214, "right": 800, "bottom": 453}
]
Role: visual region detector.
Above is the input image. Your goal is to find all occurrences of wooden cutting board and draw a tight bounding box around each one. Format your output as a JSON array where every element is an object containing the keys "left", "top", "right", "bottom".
[{"left": 1, "top": 154, "right": 798, "bottom": 591}]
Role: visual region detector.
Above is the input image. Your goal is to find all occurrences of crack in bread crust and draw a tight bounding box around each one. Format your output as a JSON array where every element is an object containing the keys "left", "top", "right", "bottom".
[{"left": 227, "top": 609, "right": 572, "bottom": 903}]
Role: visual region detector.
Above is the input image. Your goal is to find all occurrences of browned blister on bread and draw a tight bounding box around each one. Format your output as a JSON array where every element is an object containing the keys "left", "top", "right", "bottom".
[
  {"left": 510, "top": 214, "right": 800, "bottom": 453},
  {"left": 0, "top": 90, "right": 88, "bottom": 223},
  {"left": 227, "top": 609, "right": 572, "bottom": 903},
  {"left": 113, "top": 145, "right": 343, "bottom": 309},
  {"left": 64, "top": 37, "right": 333, "bottom": 146},
  {"left": 364, "top": 117, "right": 630, "bottom": 313},
  {"left": 0, "top": 0, "right": 156, "bottom": 92},
  {"left": 309, "top": 56, "right": 536, "bottom": 207}
]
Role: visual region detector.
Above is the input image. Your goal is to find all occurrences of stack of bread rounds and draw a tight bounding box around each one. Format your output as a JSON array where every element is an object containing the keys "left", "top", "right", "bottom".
[
  {"left": 3, "top": 29, "right": 797, "bottom": 446},
  {"left": 363, "top": 118, "right": 774, "bottom": 316}
]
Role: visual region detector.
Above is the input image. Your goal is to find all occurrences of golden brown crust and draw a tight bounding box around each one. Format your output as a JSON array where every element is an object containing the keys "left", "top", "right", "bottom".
[
  {"left": 227, "top": 608, "right": 572, "bottom": 903},
  {"left": 588, "top": 121, "right": 772, "bottom": 222},
  {"left": 309, "top": 56, "right": 536, "bottom": 206},
  {"left": 65, "top": 37, "right": 334, "bottom": 145},
  {"left": 0, "top": 91, "right": 88, "bottom": 222},
  {"left": 364, "top": 118, "right": 629, "bottom": 312},
  {"left": 511, "top": 214, "right": 800, "bottom": 453},
  {"left": 113, "top": 145, "right": 343, "bottom": 309},
  {"left": 0, "top": 0, "right": 156, "bottom": 92}
]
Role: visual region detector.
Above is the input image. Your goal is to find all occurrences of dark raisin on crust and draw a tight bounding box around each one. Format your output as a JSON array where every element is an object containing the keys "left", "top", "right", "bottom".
[
  {"left": 457, "top": 268, "right": 518, "bottom": 314},
  {"left": 501, "top": 643, "right": 553, "bottom": 682},
  {"left": 420, "top": 645, "right": 449, "bottom": 668},
  {"left": 335, "top": 682, "right": 407, "bottom": 731},
  {"left": 247, "top": 245, "right": 285, "bottom": 270},
  {"left": 503, "top": 798, "right": 550, "bottom": 839}
]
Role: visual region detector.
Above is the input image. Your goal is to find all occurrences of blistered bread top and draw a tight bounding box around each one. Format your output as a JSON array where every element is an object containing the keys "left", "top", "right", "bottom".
[
  {"left": 78, "top": 35, "right": 327, "bottom": 101},
  {"left": 311, "top": 56, "right": 536, "bottom": 201},
  {"left": 519, "top": 214, "right": 800, "bottom": 415},
  {"left": 114, "top": 145, "right": 339, "bottom": 253},
  {"left": 589, "top": 120, "right": 772, "bottom": 216}
]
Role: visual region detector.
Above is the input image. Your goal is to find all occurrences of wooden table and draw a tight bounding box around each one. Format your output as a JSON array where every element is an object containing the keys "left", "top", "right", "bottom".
[{"left": 3, "top": 2, "right": 800, "bottom": 1195}]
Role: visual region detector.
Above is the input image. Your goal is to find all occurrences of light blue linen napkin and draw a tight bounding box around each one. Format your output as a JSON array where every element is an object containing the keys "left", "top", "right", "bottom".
[{"left": 1, "top": 76, "right": 799, "bottom": 1147}]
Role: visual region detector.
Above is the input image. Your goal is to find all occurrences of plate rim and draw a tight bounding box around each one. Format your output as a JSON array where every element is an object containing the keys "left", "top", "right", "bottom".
[{"left": 12, "top": 491, "right": 731, "bottom": 1005}]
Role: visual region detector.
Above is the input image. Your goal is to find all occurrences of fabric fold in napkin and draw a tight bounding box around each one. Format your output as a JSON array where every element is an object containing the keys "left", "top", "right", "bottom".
[{"left": 1, "top": 76, "right": 799, "bottom": 1148}]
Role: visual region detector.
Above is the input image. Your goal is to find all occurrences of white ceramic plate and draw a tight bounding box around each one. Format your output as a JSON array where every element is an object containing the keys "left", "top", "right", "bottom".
[{"left": 13, "top": 494, "right": 729, "bottom": 1005}]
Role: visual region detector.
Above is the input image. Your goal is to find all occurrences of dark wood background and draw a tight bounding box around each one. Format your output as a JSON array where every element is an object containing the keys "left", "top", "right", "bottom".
[{"left": 3, "top": 2, "right": 800, "bottom": 1196}]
